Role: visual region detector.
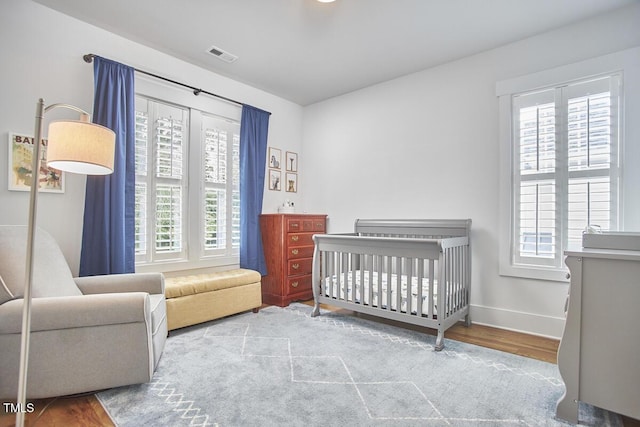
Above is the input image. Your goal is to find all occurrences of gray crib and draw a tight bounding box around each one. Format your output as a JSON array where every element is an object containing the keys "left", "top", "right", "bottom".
[{"left": 311, "top": 219, "right": 471, "bottom": 350}]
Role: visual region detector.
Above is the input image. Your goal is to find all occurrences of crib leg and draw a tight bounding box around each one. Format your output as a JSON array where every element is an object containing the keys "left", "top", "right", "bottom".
[
  {"left": 434, "top": 330, "right": 445, "bottom": 351},
  {"left": 311, "top": 301, "right": 321, "bottom": 317},
  {"left": 464, "top": 313, "right": 471, "bottom": 327}
]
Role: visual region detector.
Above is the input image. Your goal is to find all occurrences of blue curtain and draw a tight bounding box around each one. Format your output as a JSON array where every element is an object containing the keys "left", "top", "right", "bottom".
[
  {"left": 239, "top": 105, "right": 271, "bottom": 275},
  {"left": 79, "top": 57, "right": 135, "bottom": 276}
]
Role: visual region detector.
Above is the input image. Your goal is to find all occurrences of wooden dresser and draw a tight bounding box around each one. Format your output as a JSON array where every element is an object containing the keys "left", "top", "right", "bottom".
[{"left": 260, "top": 213, "right": 327, "bottom": 306}]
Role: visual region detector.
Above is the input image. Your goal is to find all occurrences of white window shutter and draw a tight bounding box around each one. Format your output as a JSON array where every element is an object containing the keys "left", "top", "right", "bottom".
[{"left": 511, "top": 75, "right": 620, "bottom": 270}]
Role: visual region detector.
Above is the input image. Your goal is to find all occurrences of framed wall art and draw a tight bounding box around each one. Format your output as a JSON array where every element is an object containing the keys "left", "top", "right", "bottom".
[
  {"left": 285, "top": 151, "right": 298, "bottom": 172},
  {"left": 269, "top": 169, "right": 281, "bottom": 191},
  {"left": 268, "top": 147, "right": 281, "bottom": 169},
  {"left": 285, "top": 172, "right": 297, "bottom": 193},
  {"left": 7, "top": 133, "right": 65, "bottom": 193}
]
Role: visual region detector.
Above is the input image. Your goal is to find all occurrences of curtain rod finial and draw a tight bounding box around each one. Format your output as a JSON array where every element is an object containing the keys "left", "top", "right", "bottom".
[{"left": 83, "top": 54, "right": 94, "bottom": 63}]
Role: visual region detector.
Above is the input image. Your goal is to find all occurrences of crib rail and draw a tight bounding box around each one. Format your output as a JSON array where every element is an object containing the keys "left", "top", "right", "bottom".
[{"left": 355, "top": 218, "right": 471, "bottom": 238}]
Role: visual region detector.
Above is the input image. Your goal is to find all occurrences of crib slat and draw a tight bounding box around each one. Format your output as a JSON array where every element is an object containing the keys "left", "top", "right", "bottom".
[
  {"left": 336, "top": 250, "right": 341, "bottom": 299},
  {"left": 341, "top": 252, "right": 348, "bottom": 302},
  {"left": 362, "top": 254, "right": 369, "bottom": 307},
  {"left": 406, "top": 257, "right": 413, "bottom": 315},
  {"left": 458, "top": 247, "right": 462, "bottom": 308},
  {"left": 351, "top": 253, "right": 357, "bottom": 304},
  {"left": 446, "top": 247, "right": 452, "bottom": 316},
  {"left": 372, "top": 254, "right": 378, "bottom": 308},
  {"left": 395, "top": 257, "right": 402, "bottom": 313},
  {"left": 385, "top": 256, "right": 391, "bottom": 311},
  {"left": 417, "top": 258, "right": 424, "bottom": 317},
  {"left": 429, "top": 259, "right": 435, "bottom": 319}
]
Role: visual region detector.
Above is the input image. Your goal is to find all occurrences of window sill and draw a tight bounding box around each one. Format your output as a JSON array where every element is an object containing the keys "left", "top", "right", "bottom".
[
  {"left": 499, "top": 263, "right": 569, "bottom": 283},
  {"left": 135, "top": 255, "right": 239, "bottom": 274}
]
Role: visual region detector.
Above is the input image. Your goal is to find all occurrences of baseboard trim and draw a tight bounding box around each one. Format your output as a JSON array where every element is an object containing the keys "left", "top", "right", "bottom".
[{"left": 469, "top": 304, "right": 565, "bottom": 340}]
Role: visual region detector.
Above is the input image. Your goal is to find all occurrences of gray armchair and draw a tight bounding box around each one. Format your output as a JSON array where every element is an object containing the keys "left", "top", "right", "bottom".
[{"left": 0, "top": 226, "right": 167, "bottom": 399}]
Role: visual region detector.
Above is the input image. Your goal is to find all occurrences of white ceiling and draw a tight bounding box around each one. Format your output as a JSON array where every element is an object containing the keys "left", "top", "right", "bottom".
[{"left": 34, "top": 0, "right": 637, "bottom": 106}]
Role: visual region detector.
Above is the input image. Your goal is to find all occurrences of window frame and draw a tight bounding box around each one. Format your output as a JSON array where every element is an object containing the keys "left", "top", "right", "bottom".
[
  {"left": 497, "top": 50, "right": 635, "bottom": 282},
  {"left": 134, "top": 75, "right": 242, "bottom": 273}
]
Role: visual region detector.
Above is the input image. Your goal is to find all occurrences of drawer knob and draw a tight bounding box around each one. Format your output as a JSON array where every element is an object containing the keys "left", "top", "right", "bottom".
[
  {"left": 292, "top": 263, "right": 300, "bottom": 270},
  {"left": 291, "top": 281, "right": 299, "bottom": 288},
  {"left": 291, "top": 249, "right": 299, "bottom": 255},
  {"left": 291, "top": 235, "right": 299, "bottom": 242}
]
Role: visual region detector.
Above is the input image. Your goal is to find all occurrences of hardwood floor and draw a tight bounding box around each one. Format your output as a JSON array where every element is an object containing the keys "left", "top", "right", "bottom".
[
  {"left": 1, "top": 301, "right": 638, "bottom": 426},
  {"left": 0, "top": 394, "right": 114, "bottom": 427}
]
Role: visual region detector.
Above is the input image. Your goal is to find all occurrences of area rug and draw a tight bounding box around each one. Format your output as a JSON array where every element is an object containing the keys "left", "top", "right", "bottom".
[{"left": 97, "top": 304, "right": 620, "bottom": 426}]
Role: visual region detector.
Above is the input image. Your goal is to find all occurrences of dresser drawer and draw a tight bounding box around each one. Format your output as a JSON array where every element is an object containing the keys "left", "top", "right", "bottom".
[
  {"left": 287, "top": 233, "right": 314, "bottom": 246},
  {"left": 303, "top": 219, "right": 325, "bottom": 232},
  {"left": 287, "top": 258, "right": 313, "bottom": 276},
  {"left": 287, "top": 219, "right": 304, "bottom": 232},
  {"left": 287, "top": 217, "right": 326, "bottom": 233},
  {"left": 286, "top": 275, "right": 311, "bottom": 295},
  {"left": 288, "top": 245, "right": 314, "bottom": 259}
]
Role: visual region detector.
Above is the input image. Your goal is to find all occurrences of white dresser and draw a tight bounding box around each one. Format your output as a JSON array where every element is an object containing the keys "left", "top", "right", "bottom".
[{"left": 556, "top": 233, "right": 640, "bottom": 423}]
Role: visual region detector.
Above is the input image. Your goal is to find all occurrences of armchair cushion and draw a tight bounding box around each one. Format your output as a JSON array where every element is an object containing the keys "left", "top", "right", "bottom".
[{"left": 0, "top": 226, "right": 80, "bottom": 298}]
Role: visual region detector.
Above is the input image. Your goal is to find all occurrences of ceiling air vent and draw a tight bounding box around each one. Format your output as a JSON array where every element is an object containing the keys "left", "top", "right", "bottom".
[{"left": 207, "top": 45, "right": 238, "bottom": 63}]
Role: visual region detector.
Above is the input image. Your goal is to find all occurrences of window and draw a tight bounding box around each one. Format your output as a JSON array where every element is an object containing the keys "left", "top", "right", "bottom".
[
  {"left": 498, "top": 60, "right": 626, "bottom": 281},
  {"left": 511, "top": 75, "right": 620, "bottom": 271},
  {"left": 134, "top": 90, "right": 241, "bottom": 270}
]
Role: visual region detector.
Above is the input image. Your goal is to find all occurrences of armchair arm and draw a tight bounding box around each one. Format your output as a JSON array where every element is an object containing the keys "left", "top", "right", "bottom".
[
  {"left": 0, "top": 292, "right": 150, "bottom": 334},
  {"left": 75, "top": 272, "right": 164, "bottom": 295}
]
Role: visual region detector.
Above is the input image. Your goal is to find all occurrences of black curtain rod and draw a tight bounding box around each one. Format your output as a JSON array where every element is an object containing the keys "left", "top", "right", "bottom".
[{"left": 83, "top": 53, "right": 243, "bottom": 107}]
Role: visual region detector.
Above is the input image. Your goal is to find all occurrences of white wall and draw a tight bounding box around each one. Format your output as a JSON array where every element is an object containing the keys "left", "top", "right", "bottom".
[
  {"left": 301, "top": 4, "right": 640, "bottom": 338},
  {"left": 0, "top": 0, "right": 303, "bottom": 275}
]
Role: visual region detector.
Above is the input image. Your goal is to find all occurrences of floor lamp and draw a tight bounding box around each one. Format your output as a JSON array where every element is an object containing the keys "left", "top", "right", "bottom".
[{"left": 15, "top": 98, "right": 115, "bottom": 427}]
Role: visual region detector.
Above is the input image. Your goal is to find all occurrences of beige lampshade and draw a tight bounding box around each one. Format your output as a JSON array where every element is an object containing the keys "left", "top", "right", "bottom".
[{"left": 46, "top": 120, "right": 116, "bottom": 175}]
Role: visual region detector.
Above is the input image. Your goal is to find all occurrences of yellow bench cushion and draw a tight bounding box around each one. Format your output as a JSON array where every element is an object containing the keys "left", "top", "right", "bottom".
[{"left": 164, "top": 268, "right": 261, "bottom": 299}]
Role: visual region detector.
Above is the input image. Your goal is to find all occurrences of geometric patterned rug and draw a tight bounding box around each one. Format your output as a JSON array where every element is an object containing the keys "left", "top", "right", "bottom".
[{"left": 97, "top": 304, "right": 621, "bottom": 426}]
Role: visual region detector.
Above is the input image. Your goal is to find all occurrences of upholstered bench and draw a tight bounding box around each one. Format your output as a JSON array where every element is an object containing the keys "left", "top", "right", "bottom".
[{"left": 164, "top": 268, "right": 262, "bottom": 331}]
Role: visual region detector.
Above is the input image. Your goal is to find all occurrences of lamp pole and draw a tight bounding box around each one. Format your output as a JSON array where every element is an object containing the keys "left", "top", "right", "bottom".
[{"left": 15, "top": 99, "right": 46, "bottom": 427}]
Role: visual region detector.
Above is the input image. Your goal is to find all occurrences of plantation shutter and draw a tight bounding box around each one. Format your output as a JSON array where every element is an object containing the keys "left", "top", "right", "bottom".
[
  {"left": 202, "top": 114, "right": 240, "bottom": 255},
  {"left": 134, "top": 96, "right": 188, "bottom": 262},
  {"left": 154, "top": 105, "right": 185, "bottom": 254},
  {"left": 512, "top": 75, "right": 619, "bottom": 269}
]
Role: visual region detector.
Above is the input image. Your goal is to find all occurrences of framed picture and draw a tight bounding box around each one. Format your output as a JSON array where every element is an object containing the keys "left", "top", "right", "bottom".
[
  {"left": 7, "top": 133, "right": 65, "bottom": 193},
  {"left": 269, "top": 147, "right": 282, "bottom": 169},
  {"left": 269, "top": 169, "right": 281, "bottom": 191},
  {"left": 285, "top": 172, "right": 297, "bottom": 193},
  {"left": 285, "top": 151, "right": 298, "bottom": 172}
]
